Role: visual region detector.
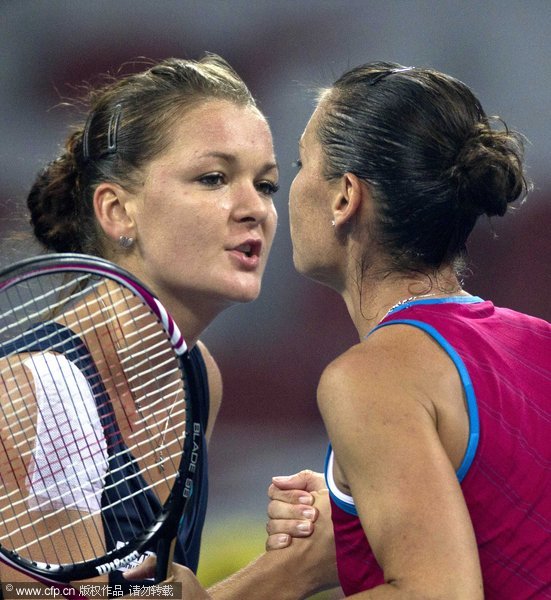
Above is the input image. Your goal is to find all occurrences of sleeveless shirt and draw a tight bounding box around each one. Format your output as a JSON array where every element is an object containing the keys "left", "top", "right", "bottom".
[
  {"left": 0, "top": 322, "right": 209, "bottom": 592},
  {"left": 326, "top": 297, "right": 551, "bottom": 598}
]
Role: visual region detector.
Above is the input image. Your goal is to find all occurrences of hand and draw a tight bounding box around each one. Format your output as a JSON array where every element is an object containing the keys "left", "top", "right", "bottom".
[
  {"left": 124, "top": 556, "right": 212, "bottom": 599},
  {"left": 266, "top": 471, "right": 339, "bottom": 592},
  {"left": 266, "top": 470, "right": 327, "bottom": 550}
]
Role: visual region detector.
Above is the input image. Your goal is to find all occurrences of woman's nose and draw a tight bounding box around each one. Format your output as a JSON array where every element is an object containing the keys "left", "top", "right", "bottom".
[{"left": 232, "top": 183, "right": 271, "bottom": 224}]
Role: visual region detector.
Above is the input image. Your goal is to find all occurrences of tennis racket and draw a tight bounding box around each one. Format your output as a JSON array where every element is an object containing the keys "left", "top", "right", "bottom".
[{"left": 0, "top": 253, "right": 205, "bottom": 599}]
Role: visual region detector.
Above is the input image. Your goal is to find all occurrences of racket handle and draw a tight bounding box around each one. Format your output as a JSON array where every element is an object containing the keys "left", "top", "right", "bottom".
[{"left": 154, "top": 537, "right": 178, "bottom": 583}]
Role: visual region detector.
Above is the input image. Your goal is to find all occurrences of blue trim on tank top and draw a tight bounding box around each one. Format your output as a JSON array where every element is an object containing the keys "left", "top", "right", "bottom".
[
  {"left": 325, "top": 296, "right": 483, "bottom": 515},
  {"left": 385, "top": 295, "right": 484, "bottom": 316},
  {"left": 324, "top": 444, "right": 358, "bottom": 515}
]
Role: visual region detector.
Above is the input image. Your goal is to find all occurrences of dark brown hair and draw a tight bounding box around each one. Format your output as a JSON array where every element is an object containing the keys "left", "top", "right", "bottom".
[
  {"left": 27, "top": 54, "right": 257, "bottom": 256},
  {"left": 316, "top": 61, "right": 530, "bottom": 274}
]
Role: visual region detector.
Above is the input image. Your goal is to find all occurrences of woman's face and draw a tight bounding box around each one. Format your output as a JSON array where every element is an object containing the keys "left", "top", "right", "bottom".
[
  {"left": 125, "top": 100, "right": 278, "bottom": 314},
  {"left": 289, "top": 106, "right": 340, "bottom": 285}
]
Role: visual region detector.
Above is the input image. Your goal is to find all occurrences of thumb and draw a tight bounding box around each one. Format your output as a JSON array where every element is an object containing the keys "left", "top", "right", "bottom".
[
  {"left": 272, "top": 469, "right": 325, "bottom": 492},
  {"left": 123, "top": 555, "right": 156, "bottom": 581}
]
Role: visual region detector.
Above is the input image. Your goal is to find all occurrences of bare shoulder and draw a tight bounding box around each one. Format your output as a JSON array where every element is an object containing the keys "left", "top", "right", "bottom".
[
  {"left": 0, "top": 355, "right": 35, "bottom": 423},
  {"left": 318, "top": 323, "right": 459, "bottom": 420},
  {"left": 195, "top": 340, "right": 222, "bottom": 386}
]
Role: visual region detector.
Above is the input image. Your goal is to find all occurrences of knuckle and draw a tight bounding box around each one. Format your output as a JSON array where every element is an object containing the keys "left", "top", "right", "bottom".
[
  {"left": 265, "top": 535, "right": 280, "bottom": 551},
  {"left": 266, "top": 521, "right": 274, "bottom": 535}
]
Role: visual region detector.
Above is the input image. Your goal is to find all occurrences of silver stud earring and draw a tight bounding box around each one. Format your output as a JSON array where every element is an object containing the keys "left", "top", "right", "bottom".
[
  {"left": 118, "top": 235, "right": 134, "bottom": 249},
  {"left": 331, "top": 220, "right": 336, "bottom": 228}
]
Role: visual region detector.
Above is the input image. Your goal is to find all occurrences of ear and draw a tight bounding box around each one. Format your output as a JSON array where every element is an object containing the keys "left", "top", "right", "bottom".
[
  {"left": 93, "top": 182, "right": 136, "bottom": 243},
  {"left": 331, "top": 172, "right": 370, "bottom": 228}
]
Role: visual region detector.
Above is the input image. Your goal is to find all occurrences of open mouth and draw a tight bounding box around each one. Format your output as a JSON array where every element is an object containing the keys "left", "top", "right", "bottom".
[{"left": 234, "top": 241, "right": 261, "bottom": 258}]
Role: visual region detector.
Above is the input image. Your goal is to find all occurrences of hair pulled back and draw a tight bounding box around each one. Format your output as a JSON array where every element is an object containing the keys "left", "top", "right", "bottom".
[
  {"left": 27, "top": 54, "right": 257, "bottom": 255},
  {"left": 317, "top": 61, "right": 530, "bottom": 272}
]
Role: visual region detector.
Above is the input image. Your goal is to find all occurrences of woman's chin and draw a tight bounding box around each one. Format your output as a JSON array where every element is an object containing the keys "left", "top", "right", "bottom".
[
  {"left": 232, "top": 287, "right": 262, "bottom": 304},
  {"left": 204, "top": 281, "right": 262, "bottom": 308}
]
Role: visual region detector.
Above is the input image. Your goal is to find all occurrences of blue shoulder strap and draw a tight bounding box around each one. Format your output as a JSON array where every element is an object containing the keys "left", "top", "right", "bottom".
[
  {"left": 325, "top": 315, "right": 481, "bottom": 517},
  {"left": 372, "top": 318, "right": 480, "bottom": 481}
]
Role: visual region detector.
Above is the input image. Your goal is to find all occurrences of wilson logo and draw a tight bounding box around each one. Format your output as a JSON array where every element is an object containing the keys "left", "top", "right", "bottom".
[{"left": 95, "top": 550, "right": 141, "bottom": 575}]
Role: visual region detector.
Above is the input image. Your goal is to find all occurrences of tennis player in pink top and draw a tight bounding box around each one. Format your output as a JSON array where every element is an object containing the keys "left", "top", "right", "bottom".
[{"left": 267, "top": 62, "right": 550, "bottom": 599}]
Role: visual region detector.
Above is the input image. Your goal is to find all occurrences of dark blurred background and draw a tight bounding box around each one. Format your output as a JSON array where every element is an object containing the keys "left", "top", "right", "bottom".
[{"left": 2, "top": 0, "right": 550, "bottom": 589}]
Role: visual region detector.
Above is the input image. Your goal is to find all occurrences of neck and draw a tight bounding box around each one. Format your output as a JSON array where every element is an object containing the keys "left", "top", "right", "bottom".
[
  {"left": 157, "top": 291, "right": 229, "bottom": 349},
  {"left": 114, "top": 256, "right": 229, "bottom": 349},
  {"left": 340, "top": 267, "right": 467, "bottom": 340}
]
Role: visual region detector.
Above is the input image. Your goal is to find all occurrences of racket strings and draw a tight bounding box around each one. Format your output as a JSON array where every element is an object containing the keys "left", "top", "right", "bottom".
[
  {"left": 2, "top": 284, "right": 97, "bottom": 565},
  {"left": 9, "top": 468, "right": 181, "bottom": 554},
  {"left": 0, "top": 270, "right": 189, "bottom": 569},
  {"left": 0, "top": 274, "right": 93, "bottom": 340},
  {"left": 0, "top": 278, "right": 111, "bottom": 564},
  {"left": 0, "top": 380, "right": 100, "bottom": 567},
  {"left": 103, "top": 286, "right": 187, "bottom": 478},
  {"left": 0, "top": 338, "right": 175, "bottom": 564},
  {"left": 71, "top": 281, "right": 186, "bottom": 552}
]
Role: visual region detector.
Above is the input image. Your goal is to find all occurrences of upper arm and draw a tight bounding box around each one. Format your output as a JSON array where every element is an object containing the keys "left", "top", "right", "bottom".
[
  {"left": 318, "top": 331, "right": 483, "bottom": 598},
  {"left": 195, "top": 341, "right": 222, "bottom": 443}
]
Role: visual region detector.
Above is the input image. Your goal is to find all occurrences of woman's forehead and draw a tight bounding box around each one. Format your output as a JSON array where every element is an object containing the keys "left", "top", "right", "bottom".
[{"left": 144, "top": 101, "right": 275, "bottom": 174}]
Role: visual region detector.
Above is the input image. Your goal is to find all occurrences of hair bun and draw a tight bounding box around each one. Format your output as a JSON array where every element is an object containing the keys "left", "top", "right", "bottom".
[
  {"left": 27, "top": 144, "right": 82, "bottom": 253},
  {"left": 452, "top": 122, "right": 528, "bottom": 218}
]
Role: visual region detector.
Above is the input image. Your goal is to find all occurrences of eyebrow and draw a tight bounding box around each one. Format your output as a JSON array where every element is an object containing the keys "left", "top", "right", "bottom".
[{"left": 199, "top": 151, "right": 279, "bottom": 174}]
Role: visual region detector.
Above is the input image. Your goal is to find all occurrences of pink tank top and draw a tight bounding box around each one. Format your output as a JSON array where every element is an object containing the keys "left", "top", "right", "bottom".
[{"left": 325, "top": 297, "right": 551, "bottom": 598}]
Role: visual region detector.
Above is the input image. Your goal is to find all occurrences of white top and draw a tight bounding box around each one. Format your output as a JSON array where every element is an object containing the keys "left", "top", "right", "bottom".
[{"left": 23, "top": 351, "right": 108, "bottom": 513}]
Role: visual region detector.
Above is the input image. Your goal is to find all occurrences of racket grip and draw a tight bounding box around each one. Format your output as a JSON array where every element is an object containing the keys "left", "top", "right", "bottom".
[{"left": 154, "top": 537, "right": 178, "bottom": 583}]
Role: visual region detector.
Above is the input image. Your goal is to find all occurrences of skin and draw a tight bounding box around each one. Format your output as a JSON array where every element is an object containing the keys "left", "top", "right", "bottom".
[
  {"left": 95, "top": 100, "right": 279, "bottom": 349},
  {"left": 138, "top": 99, "right": 485, "bottom": 600},
  {"left": 127, "top": 98, "right": 485, "bottom": 599},
  {"left": 266, "top": 103, "right": 484, "bottom": 599},
  {"left": 0, "top": 99, "right": 280, "bottom": 591},
  {"left": 126, "top": 483, "right": 338, "bottom": 600}
]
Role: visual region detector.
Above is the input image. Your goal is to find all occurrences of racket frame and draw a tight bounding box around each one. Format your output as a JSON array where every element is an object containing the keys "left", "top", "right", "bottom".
[{"left": 0, "top": 253, "right": 203, "bottom": 586}]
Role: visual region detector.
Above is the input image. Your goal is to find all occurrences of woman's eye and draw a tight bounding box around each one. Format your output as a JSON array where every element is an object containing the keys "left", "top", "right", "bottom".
[
  {"left": 292, "top": 159, "right": 302, "bottom": 170},
  {"left": 199, "top": 173, "right": 225, "bottom": 187},
  {"left": 256, "top": 181, "right": 280, "bottom": 196}
]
